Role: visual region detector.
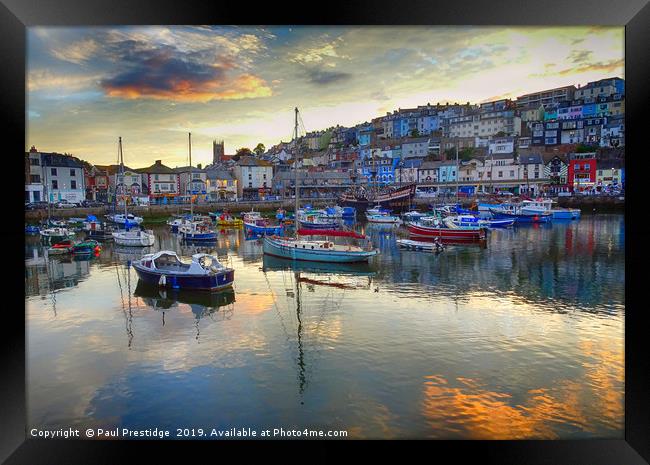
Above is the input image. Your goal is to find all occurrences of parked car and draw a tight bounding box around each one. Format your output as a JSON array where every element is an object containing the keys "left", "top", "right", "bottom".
[
  {"left": 25, "top": 201, "right": 49, "bottom": 210},
  {"left": 80, "top": 200, "right": 104, "bottom": 207},
  {"left": 55, "top": 200, "right": 80, "bottom": 208}
]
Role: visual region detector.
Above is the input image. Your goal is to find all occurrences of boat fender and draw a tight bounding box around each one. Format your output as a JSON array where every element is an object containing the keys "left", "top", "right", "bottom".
[{"left": 159, "top": 274, "right": 166, "bottom": 287}]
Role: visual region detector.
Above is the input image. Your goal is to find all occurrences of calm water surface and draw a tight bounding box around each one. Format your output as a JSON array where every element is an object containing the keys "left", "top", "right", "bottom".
[{"left": 25, "top": 214, "right": 625, "bottom": 439}]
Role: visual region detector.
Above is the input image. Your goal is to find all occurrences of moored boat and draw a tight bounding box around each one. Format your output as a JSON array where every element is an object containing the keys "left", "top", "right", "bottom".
[
  {"left": 112, "top": 228, "right": 156, "bottom": 246},
  {"left": 132, "top": 250, "right": 235, "bottom": 291},
  {"left": 397, "top": 238, "right": 445, "bottom": 252},
  {"left": 40, "top": 227, "right": 75, "bottom": 242},
  {"left": 489, "top": 207, "right": 552, "bottom": 224},
  {"left": 46, "top": 239, "right": 74, "bottom": 255},
  {"left": 407, "top": 216, "right": 487, "bottom": 241},
  {"left": 72, "top": 239, "right": 101, "bottom": 255},
  {"left": 179, "top": 222, "right": 218, "bottom": 241},
  {"left": 244, "top": 210, "right": 283, "bottom": 234},
  {"left": 365, "top": 212, "right": 402, "bottom": 224},
  {"left": 263, "top": 229, "right": 379, "bottom": 263}
]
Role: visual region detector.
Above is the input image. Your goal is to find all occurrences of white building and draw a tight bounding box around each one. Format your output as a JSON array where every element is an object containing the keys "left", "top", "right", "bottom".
[
  {"left": 38, "top": 151, "right": 86, "bottom": 203},
  {"left": 488, "top": 137, "right": 515, "bottom": 155},
  {"left": 233, "top": 156, "right": 274, "bottom": 199}
]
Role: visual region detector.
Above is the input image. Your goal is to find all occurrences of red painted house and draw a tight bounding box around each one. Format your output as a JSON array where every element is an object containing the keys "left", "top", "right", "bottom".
[{"left": 568, "top": 152, "right": 597, "bottom": 192}]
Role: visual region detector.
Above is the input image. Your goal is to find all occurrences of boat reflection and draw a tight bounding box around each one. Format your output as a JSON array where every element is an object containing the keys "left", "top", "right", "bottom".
[
  {"left": 25, "top": 250, "right": 91, "bottom": 297},
  {"left": 134, "top": 281, "right": 236, "bottom": 327},
  {"left": 262, "top": 254, "right": 376, "bottom": 277}
]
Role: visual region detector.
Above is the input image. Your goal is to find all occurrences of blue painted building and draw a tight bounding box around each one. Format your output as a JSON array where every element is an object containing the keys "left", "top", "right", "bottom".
[{"left": 438, "top": 163, "right": 457, "bottom": 183}]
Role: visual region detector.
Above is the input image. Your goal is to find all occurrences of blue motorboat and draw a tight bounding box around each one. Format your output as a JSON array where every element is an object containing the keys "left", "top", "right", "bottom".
[
  {"left": 489, "top": 208, "right": 552, "bottom": 224},
  {"left": 179, "top": 222, "right": 218, "bottom": 241},
  {"left": 132, "top": 251, "right": 235, "bottom": 291},
  {"left": 243, "top": 211, "right": 283, "bottom": 235},
  {"left": 451, "top": 214, "right": 514, "bottom": 228}
]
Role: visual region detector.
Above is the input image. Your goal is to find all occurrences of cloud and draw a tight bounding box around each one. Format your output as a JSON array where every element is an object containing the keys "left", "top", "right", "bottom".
[
  {"left": 28, "top": 69, "right": 101, "bottom": 92},
  {"left": 568, "top": 49, "right": 594, "bottom": 64},
  {"left": 289, "top": 36, "right": 349, "bottom": 64},
  {"left": 305, "top": 67, "right": 352, "bottom": 85},
  {"left": 50, "top": 38, "right": 99, "bottom": 64},
  {"left": 98, "top": 37, "right": 272, "bottom": 102}
]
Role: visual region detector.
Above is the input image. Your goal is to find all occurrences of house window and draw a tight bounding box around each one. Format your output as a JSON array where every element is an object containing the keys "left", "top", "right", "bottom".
[
  {"left": 510, "top": 170, "right": 514, "bottom": 177},
  {"left": 52, "top": 180, "right": 58, "bottom": 189},
  {"left": 70, "top": 169, "right": 76, "bottom": 177},
  {"left": 498, "top": 171, "right": 503, "bottom": 178},
  {"left": 51, "top": 168, "right": 57, "bottom": 176},
  {"left": 71, "top": 180, "right": 77, "bottom": 189},
  {"left": 30, "top": 158, "right": 40, "bottom": 166},
  {"left": 30, "top": 175, "right": 40, "bottom": 183},
  {"left": 155, "top": 174, "right": 159, "bottom": 180}
]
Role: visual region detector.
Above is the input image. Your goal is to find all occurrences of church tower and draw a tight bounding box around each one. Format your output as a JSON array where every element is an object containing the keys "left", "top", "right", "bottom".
[{"left": 212, "top": 140, "right": 225, "bottom": 165}]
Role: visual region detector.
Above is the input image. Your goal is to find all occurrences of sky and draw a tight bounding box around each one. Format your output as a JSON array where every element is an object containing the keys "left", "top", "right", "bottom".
[{"left": 27, "top": 26, "right": 624, "bottom": 168}]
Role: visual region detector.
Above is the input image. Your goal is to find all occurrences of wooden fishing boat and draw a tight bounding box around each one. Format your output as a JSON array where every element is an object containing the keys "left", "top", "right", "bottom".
[
  {"left": 339, "top": 183, "right": 416, "bottom": 212},
  {"left": 132, "top": 251, "right": 235, "bottom": 291}
]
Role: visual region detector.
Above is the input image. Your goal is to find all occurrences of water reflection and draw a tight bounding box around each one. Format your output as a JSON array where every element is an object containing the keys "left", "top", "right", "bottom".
[{"left": 25, "top": 215, "right": 624, "bottom": 438}]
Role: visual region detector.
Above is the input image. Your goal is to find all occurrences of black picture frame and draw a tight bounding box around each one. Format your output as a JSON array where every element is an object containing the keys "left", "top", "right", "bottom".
[{"left": 5, "top": 0, "right": 648, "bottom": 462}]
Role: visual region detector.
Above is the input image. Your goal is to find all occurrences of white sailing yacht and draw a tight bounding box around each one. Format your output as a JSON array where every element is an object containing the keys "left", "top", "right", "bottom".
[
  {"left": 263, "top": 108, "right": 379, "bottom": 263},
  {"left": 112, "top": 137, "right": 156, "bottom": 247}
]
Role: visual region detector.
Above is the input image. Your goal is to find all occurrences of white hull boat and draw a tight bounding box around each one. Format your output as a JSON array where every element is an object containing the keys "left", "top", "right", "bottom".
[{"left": 112, "top": 229, "right": 155, "bottom": 247}]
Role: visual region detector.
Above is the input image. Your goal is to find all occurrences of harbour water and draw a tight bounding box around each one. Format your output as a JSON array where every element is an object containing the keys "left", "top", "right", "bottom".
[{"left": 25, "top": 214, "right": 625, "bottom": 439}]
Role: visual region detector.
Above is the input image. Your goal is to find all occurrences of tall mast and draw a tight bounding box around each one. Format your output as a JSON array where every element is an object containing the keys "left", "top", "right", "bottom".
[
  {"left": 119, "top": 136, "right": 127, "bottom": 217},
  {"left": 455, "top": 143, "right": 459, "bottom": 203},
  {"left": 294, "top": 108, "right": 299, "bottom": 227},
  {"left": 189, "top": 132, "right": 193, "bottom": 219}
]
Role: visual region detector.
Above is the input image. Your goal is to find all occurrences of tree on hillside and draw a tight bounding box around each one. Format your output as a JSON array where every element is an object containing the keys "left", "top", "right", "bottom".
[
  {"left": 495, "top": 131, "right": 507, "bottom": 137},
  {"left": 410, "top": 129, "right": 420, "bottom": 137},
  {"left": 236, "top": 147, "right": 253, "bottom": 158},
  {"left": 575, "top": 143, "right": 598, "bottom": 153},
  {"left": 254, "top": 143, "right": 266, "bottom": 157}
]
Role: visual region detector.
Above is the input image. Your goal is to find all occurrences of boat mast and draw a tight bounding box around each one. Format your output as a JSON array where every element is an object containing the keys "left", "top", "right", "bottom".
[
  {"left": 189, "top": 132, "right": 193, "bottom": 220},
  {"left": 294, "top": 108, "right": 299, "bottom": 235},
  {"left": 119, "top": 136, "right": 127, "bottom": 218},
  {"left": 455, "top": 143, "right": 459, "bottom": 203}
]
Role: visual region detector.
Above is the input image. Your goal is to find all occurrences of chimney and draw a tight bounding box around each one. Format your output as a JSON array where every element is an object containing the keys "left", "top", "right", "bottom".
[
  {"left": 197, "top": 163, "right": 202, "bottom": 170},
  {"left": 30, "top": 145, "right": 37, "bottom": 153},
  {"left": 155, "top": 160, "right": 162, "bottom": 165}
]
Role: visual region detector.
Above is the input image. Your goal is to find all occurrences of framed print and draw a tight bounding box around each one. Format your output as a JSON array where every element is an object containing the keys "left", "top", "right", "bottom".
[{"left": 4, "top": 0, "right": 649, "bottom": 462}]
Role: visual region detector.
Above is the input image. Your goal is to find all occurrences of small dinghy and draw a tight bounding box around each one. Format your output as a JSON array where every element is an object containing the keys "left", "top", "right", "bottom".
[
  {"left": 72, "top": 239, "right": 101, "bottom": 255},
  {"left": 132, "top": 251, "right": 235, "bottom": 291},
  {"left": 397, "top": 238, "right": 445, "bottom": 253},
  {"left": 47, "top": 239, "right": 74, "bottom": 255}
]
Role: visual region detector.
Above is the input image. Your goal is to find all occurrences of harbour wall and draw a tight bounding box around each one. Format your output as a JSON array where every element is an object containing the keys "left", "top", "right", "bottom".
[{"left": 24, "top": 195, "right": 625, "bottom": 222}]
